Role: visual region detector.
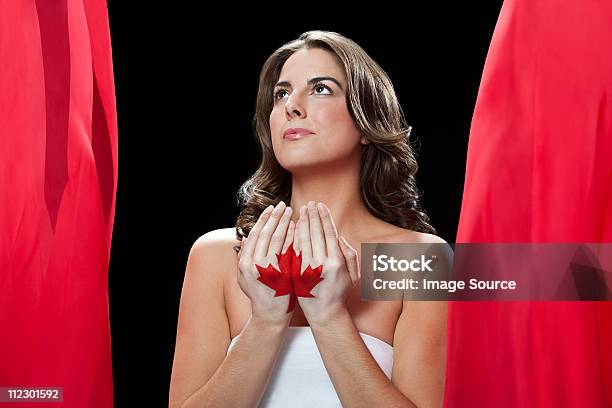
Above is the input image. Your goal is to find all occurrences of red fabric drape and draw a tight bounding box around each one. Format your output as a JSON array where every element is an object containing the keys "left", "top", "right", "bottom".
[
  {"left": 0, "top": 0, "right": 117, "bottom": 406},
  {"left": 445, "top": 0, "right": 612, "bottom": 407}
]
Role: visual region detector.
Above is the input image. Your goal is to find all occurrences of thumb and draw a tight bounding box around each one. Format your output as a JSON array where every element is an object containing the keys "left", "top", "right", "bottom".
[{"left": 338, "top": 235, "right": 359, "bottom": 285}]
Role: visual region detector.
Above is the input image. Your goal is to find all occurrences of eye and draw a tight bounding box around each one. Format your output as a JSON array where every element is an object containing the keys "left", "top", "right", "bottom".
[
  {"left": 273, "top": 88, "right": 289, "bottom": 100},
  {"left": 313, "top": 83, "right": 332, "bottom": 95}
]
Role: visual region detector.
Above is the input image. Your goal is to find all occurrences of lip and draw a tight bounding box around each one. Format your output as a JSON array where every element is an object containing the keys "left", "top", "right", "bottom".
[{"left": 283, "top": 127, "right": 314, "bottom": 140}]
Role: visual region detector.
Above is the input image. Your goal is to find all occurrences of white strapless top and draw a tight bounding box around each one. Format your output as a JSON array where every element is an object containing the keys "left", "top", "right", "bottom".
[{"left": 227, "top": 326, "right": 394, "bottom": 407}]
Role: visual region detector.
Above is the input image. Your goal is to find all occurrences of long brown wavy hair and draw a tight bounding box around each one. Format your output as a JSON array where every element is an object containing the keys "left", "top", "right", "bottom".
[{"left": 234, "top": 30, "right": 435, "bottom": 253}]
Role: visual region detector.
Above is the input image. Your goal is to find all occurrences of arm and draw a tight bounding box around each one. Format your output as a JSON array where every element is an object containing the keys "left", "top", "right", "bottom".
[
  {"left": 391, "top": 300, "right": 447, "bottom": 407},
  {"left": 309, "top": 300, "right": 447, "bottom": 408},
  {"left": 168, "top": 232, "right": 287, "bottom": 408},
  {"left": 298, "top": 202, "right": 447, "bottom": 407},
  {"left": 310, "top": 307, "right": 420, "bottom": 407}
]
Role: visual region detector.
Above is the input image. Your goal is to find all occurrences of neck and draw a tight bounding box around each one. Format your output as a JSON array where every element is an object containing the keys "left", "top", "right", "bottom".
[{"left": 288, "top": 158, "right": 372, "bottom": 237}]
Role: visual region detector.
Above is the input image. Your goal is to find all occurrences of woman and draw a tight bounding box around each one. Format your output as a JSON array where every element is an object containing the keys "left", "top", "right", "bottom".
[{"left": 169, "top": 30, "right": 447, "bottom": 407}]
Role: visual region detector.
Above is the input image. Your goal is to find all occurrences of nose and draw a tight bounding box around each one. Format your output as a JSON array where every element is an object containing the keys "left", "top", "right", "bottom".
[{"left": 284, "top": 92, "right": 305, "bottom": 119}]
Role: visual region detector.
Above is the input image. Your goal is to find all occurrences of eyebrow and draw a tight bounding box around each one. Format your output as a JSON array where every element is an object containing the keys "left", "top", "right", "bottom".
[{"left": 274, "top": 76, "right": 344, "bottom": 91}]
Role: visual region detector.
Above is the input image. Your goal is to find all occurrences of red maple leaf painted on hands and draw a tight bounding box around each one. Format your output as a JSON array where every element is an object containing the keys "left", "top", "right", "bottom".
[
  {"left": 255, "top": 243, "right": 324, "bottom": 313},
  {"left": 291, "top": 246, "right": 324, "bottom": 298},
  {"left": 256, "top": 244, "right": 296, "bottom": 313}
]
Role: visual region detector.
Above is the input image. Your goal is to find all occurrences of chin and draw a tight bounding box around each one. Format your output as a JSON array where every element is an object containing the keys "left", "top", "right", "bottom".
[
  {"left": 279, "top": 156, "right": 340, "bottom": 174},
  {"left": 279, "top": 161, "right": 315, "bottom": 173}
]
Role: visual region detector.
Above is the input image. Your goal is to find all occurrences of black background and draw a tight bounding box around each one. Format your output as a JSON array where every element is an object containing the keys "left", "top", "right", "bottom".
[{"left": 106, "top": 4, "right": 503, "bottom": 407}]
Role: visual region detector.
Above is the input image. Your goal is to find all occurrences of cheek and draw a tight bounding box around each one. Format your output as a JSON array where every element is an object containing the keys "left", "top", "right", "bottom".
[
  {"left": 269, "top": 108, "right": 285, "bottom": 152},
  {"left": 315, "top": 102, "right": 360, "bottom": 144},
  {"left": 269, "top": 107, "right": 285, "bottom": 158},
  {"left": 269, "top": 107, "right": 283, "bottom": 135}
]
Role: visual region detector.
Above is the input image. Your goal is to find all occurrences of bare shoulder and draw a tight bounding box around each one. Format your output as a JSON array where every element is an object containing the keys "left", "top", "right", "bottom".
[
  {"left": 171, "top": 228, "right": 240, "bottom": 408},
  {"left": 193, "top": 227, "right": 240, "bottom": 248},
  {"left": 191, "top": 227, "right": 241, "bottom": 256},
  {"left": 393, "top": 228, "right": 449, "bottom": 337},
  {"left": 188, "top": 227, "right": 240, "bottom": 278},
  {"left": 393, "top": 228, "right": 449, "bottom": 319},
  {"left": 379, "top": 223, "right": 447, "bottom": 245},
  {"left": 404, "top": 231, "right": 447, "bottom": 244}
]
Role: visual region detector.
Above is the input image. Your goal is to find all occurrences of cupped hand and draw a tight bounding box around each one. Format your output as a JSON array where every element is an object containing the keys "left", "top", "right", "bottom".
[
  {"left": 237, "top": 201, "right": 295, "bottom": 327},
  {"left": 293, "top": 201, "right": 360, "bottom": 326}
]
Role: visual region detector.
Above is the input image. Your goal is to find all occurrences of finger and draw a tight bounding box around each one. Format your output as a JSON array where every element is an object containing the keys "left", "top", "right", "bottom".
[
  {"left": 267, "top": 206, "right": 292, "bottom": 257},
  {"left": 238, "top": 236, "right": 246, "bottom": 257},
  {"left": 237, "top": 237, "right": 247, "bottom": 270},
  {"left": 307, "top": 201, "right": 326, "bottom": 260},
  {"left": 316, "top": 202, "right": 340, "bottom": 259},
  {"left": 242, "top": 205, "right": 274, "bottom": 259},
  {"left": 282, "top": 220, "right": 296, "bottom": 254},
  {"left": 254, "top": 201, "right": 286, "bottom": 259},
  {"left": 297, "top": 206, "right": 312, "bottom": 267},
  {"left": 293, "top": 218, "right": 300, "bottom": 254},
  {"left": 238, "top": 236, "right": 248, "bottom": 281},
  {"left": 339, "top": 235, "right": 359, "bottom": 285}
]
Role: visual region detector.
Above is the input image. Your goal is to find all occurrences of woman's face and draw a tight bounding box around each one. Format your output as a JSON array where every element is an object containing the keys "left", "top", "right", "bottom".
[{"left": 269, "top": 47, "right": 367, "bottom": 173}]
